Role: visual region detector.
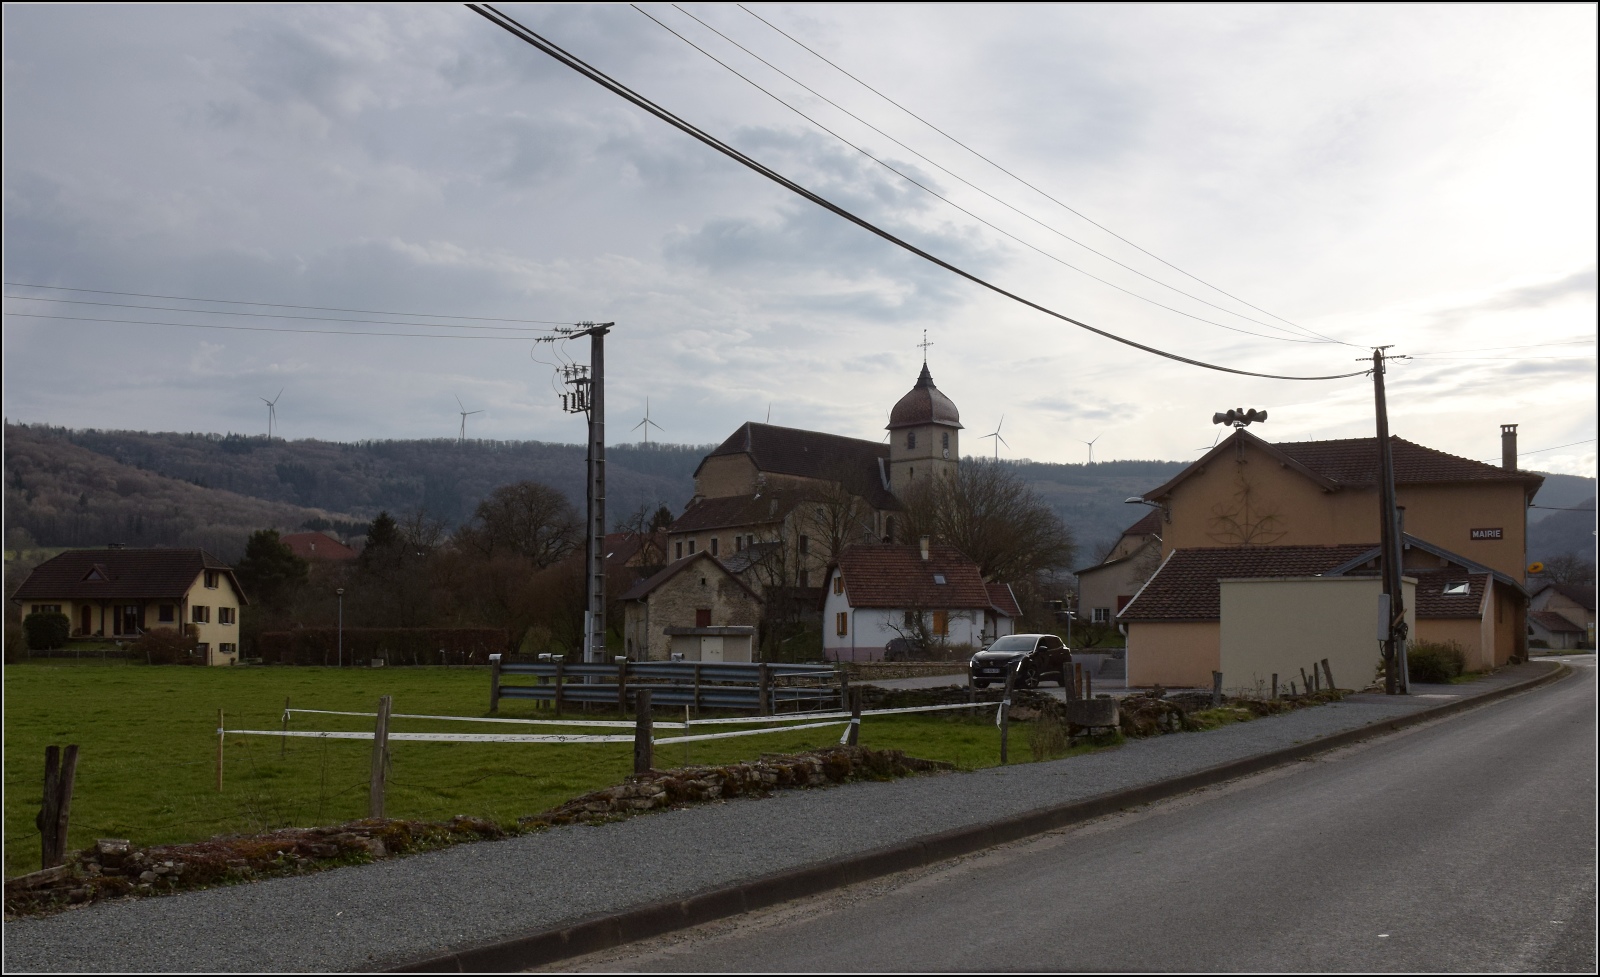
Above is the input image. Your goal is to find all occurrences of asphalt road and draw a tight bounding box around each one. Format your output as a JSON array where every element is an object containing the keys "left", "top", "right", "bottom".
[{"left": 556, "top": 658, "right": 1597, "bottom": 973}]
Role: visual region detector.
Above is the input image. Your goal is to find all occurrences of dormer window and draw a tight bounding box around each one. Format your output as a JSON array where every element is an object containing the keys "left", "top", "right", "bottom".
[{"left": 1442, "top": 581, "right": 1470, "bottom": 596}]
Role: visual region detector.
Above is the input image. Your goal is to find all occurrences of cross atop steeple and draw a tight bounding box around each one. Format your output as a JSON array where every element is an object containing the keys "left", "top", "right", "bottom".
[{"left": 917, "top": 329, "right": 933, "bottom": 364}]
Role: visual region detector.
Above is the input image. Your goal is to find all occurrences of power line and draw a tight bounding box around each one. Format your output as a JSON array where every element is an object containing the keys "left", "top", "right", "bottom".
[
  {"left": 657, "top": 4, "right": 1325, "bottom": 347},
  {"left": 1481, "top": 437, "right": 1598, "bottom": 463},
  {"left": 2, "top": 295, "right": 561, "bottom": 334},
  {"left": 3, "top": 312, "right": 540, "bottom": 340},
  {"left": 468, "top": 4, "right": 1367, "bottom": 383},
  {"left": 1410, "top": 337, "right": 1595, "bottom": 355},
  {"left": 1530, "top": 504, "right": 1596, "bottom": 512},
  {"left": 2, "top": 282, "right": 579, "bottom": 325},
  {"left": 734, "top": 3, "right": 1354, "bottom": 348}
]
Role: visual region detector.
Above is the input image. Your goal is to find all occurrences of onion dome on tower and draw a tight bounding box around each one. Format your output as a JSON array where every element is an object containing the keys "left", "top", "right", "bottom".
[{"left": 887, "top": 363, "right": 961, "bottom": 495}]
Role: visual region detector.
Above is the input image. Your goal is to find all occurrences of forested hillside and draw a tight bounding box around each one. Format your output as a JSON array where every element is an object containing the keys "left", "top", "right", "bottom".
[{"left": 3, "top": 423, "right": 1589, "bottom": 571}]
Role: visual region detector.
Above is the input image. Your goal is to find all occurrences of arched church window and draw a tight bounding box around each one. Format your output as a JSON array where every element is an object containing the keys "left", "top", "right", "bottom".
[
  {"left": 907, "top": 431, "right": 917, "bottom": 449},
  {"left": 942, "top": 432, "right": 949, "bottom": 450}
]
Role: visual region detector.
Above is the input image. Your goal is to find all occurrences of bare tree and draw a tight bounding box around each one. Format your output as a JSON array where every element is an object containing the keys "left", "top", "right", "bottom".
[
  {"left": 898, "top": 459, "right": 1076, "bottom": 583},
  {"left": 454, "top": 481, "right": 581, "bottom": 568}
]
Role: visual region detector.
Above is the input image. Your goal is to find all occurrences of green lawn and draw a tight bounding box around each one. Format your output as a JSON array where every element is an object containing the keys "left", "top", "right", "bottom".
[{"left": 4, "top": 661, "right": 1087, "bottom": 878}]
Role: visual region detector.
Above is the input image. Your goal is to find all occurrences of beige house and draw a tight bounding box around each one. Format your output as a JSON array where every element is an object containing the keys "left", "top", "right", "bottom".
[
  {"left": 1076, "top": 510, "right": 1162, "bottom": 625},
  {"left": 1119, "top": 425, "right": 1544, "bottom": 685},
  {"left": 619, "top": 552, "right": 763, "bottom": 661},
  {"left": 11, "top": 547, "right": 248, "bottom": 665}
]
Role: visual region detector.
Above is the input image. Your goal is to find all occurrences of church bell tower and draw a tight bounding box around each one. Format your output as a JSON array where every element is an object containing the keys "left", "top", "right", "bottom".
[{"left": 887, "top": 361, "right": 961, "bottom": 495}]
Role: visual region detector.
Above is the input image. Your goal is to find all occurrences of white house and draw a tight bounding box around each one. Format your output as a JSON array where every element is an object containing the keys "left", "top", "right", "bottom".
[{"left": 820, "top": 539, "right": 1017, "bottom": 661}]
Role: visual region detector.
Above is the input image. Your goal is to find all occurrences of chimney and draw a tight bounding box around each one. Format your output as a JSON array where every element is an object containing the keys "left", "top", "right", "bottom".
[
  {"left": 919, "top": 535, "right": 931, "bottom": 561},
  {"left": 1501, "top": 424, "right": 1518, "bottom": 471}
]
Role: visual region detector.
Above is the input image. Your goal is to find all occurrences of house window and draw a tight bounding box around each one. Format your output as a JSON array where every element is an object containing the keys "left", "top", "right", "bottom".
[
  {"left": 688, "top": 540, "right": 696, "bottom": 555},
  {"left": 933, "top": 574, "right": 947, "bottom": 585},
  {"left": 799, "top": 568, "right": 810, "bottom": 587},
  {"left": 1442, "top": 581, "right": 1470, "bottom": 596},
  {"left": 219, "top": 643, "right": 236, "bottom": 655},
  {"left": 798, "top": 535, "right": 809, "bottom": 555},
  {"left": 932, "top": 611, "right": 949, "bottom": 636},
  {"left": 836, "top": 611, "right": 848, "bottom": 636},
  {"left": 204, "top": 570, "right": 219, "bottom": 589},
  {"left": 695, "top": 608, "right": 712, "bottom": 627},
  {"left": 711, "top": 537, "right": 719, "bottom": 556},
  {"left": 192, "top": 605, "right": 211, "bottom": 624},
  {"left": 833, "top": 576, "right": 844, "bottom": 595},
  {"left": 1092, "top": 607, "right": 1111, "bottom": 623},
  {"left": 736, "top": 536, "right": 744, "bottom": 552},
  {"left": 219, "top": 607, "right": 236, "bottom": 625},
  {"left": 196, "top": 642, "right": 210, "bottom": 659},
  {"left": 159, "top": 604, "right": 175, "bottom": 623},
  {"left": 907, "top": 431, "right": 917, "bottom": 449},
  {"left": 30, "top": 604, "right": 62, "bottom": 615},
  {"left": 884, "top": 517, "right": 895, "bottom": 543},
  {"left": 904, "top": 610, "right": 917, "bottom": 629},
  {"left": 675, "top": 541, "right": 683, "bottom": 560}
]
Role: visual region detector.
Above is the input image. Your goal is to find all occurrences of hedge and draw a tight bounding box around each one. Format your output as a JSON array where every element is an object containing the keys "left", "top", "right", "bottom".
[
  {"left": 23, "top": 613, "right": 71, "bottom": 651},
  {"left": 258, "top": 628, "right": 511, "bottom": 666}
]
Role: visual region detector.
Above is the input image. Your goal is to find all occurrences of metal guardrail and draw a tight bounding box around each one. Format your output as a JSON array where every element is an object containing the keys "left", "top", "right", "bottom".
[{"left": 490, "top": 657, "right": 843, "bottom": 715}]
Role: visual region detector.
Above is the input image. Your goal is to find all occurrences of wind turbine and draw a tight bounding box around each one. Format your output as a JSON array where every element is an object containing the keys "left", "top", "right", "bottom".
[
  {"left": 1080, "top": 433, "right": 1102, "bottom": 465},
  {"left": 631, "top": 397, "right": 664, "bottom": 444},
  {"left": 261, "top": 389, "right": 282, "bottom": 440},
  {"left": 1196, "top": 430, "right": 1222, "bottom": 452},
  {"left": 980, "top": 415, "right": 1010, "bottom": 461},
  {"left": 455, "top": 395, "right": 484, "bottom": 444}
]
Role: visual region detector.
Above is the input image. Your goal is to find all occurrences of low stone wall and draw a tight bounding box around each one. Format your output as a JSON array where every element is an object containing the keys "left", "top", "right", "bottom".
[{"left": 840, "top": 661, "right": 968, "bottom": 682}]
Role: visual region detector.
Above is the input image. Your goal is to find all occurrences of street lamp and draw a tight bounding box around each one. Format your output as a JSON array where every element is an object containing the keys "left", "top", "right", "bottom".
[{"left": 336, "top": 588, "right": 345, "bottom": 668}]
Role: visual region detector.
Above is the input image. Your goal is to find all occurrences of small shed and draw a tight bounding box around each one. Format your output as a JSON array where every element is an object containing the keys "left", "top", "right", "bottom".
[
  {"left": 618, "top": 552, "right": 763, "bottom": 661},
  {"left": 663, "top": 625, "right": 757, "bottom": 663}
]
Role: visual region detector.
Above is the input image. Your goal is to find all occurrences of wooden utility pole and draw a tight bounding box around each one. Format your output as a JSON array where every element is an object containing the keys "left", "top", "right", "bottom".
[
  {"left": 37, "top": 745, "right": 79, "bottom": 869},
  {"left": 633, "top": 690, "right": 653, "bottom": 775},
  {"left": 369, "top": 696, "right": 392, "bottom": 818},
  {"left": 1371, "top": 348, "right": 1410, "bottom": 694}
]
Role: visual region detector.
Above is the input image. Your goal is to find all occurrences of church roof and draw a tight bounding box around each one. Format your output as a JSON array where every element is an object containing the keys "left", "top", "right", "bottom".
[
  {"left": 696, "top": 422, "right": 897, "bottom": 510},
  {"left": 887, "top": 364, "right": 962, "bottom": 431}
]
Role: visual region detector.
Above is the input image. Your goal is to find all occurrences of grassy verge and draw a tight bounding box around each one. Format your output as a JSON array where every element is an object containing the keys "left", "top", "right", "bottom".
[{"left": 4, "top": 662, "right": 1077, "bottom": 878}]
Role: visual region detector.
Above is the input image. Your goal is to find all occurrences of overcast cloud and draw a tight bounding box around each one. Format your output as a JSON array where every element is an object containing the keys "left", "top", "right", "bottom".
[{"left": 3, "top": 4, "right": 1595, "bottom": 475}]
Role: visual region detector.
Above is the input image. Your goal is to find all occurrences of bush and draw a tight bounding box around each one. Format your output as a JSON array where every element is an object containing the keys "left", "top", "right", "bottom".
[
  {"left": 1408, "top": 640, "right": 1466, "bottom": 684},
  {"left": 1529, "top": 638, "right": 1550, "bottom": 649},
  {"left": 134, "top": 626, "right": 202, "bottom": 665},
  {"left": 23, "top": 612, "right": 71, "bottom": 650}
]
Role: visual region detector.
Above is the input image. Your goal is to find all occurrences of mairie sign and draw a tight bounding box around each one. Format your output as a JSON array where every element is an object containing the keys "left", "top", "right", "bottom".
[{"left": 1470, "top": 527, "right": 1504, "bottom": 540}]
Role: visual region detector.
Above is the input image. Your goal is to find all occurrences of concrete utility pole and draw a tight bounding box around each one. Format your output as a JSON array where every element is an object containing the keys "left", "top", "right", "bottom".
[
  {"left": 1369, "top": 347, "right": 1410, "bottom": 694},
  {"left": 541, "top": 321, "right": 614, "bottom": 664}
]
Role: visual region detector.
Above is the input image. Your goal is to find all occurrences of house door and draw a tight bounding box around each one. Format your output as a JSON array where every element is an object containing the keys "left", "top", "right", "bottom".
[
  {"left": 117, "top": 605, "right": 142, "bottom": 636},
  {"left": 80, "top": 605, "right": 92, "bottom": 636},
  {"left": 700, "top": 636, "right": 724, "bottom": 663}
]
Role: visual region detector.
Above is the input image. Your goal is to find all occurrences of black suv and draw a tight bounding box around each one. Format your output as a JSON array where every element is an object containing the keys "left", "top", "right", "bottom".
[{"left": 969, "top": 633, "right": 1071, "bottom": 689}]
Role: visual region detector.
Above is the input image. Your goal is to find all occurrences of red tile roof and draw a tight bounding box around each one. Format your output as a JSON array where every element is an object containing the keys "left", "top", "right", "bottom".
[
  {"left": 280, "top": 532, "right": 357, "bottom": 562},
  {"left": 1119, "top": 545, "right": 1374, "bottom": 622},
  {"left": 669, "top": 493, "right": 798, "bottom": 534},
  {"left": 1409, "top": 570, "right": 1487, "bottom": 619},
  {"left": 1531, "top": 610, "right": 1585, "bottom": 634},
  {"left": 10, "top": 548, "right": 247, "bottom": 604},
  {"left": 697, "top": 423, "right": 897, "bottom": 510},
  {"left": 1122, "top": 510, "right": 1161, "bottom": 537},
  {"left": 833, "top": 544, "right": 993, "bottom": 610},
  {"left": 1142, "top": 429, "right": 1543, "bottom": 501},
  {"left": 986, "top": 583, "right": 1022, "bottom": 619},
  {"left": 617, "top": 552, "right": 762, "bottom": 604}
]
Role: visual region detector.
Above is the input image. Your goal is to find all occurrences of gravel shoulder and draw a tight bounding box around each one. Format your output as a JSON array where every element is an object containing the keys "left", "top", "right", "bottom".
[{"left": 1, "top": 663, "right": 1556, "bottom": 973}]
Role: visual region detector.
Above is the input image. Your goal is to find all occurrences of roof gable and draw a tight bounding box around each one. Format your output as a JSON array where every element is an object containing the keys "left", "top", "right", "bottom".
[
  {"left": 831, "top": 544, "right": 994, "bottom": 610},
  {"left": 617, "top": 552, "right": 762, "bottom": 604},
  {"left": 11, "top": 548, "right": 248, "bottom": 605},
  {"left": 1141, "top": 429, "right": 1543, "bottom": 502}
]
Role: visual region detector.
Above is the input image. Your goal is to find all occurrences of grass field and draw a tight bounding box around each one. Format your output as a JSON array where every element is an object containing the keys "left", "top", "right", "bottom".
[{"left": 4, "top": 661, "right": 1089, "bottom": 879}]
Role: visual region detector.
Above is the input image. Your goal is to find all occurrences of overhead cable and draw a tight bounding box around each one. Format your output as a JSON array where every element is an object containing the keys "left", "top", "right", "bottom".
[
  {"left": 466, "top": 4, "right": 1368, "bottom": 382},
  {"left": 4, "top": 311, "right": 541, "bottom": 341},
  {"left": 734, "top": 3, "right": 1354, "bottom": 347},
  {"left": 2, "top": 281, "right": 579, "bottom": 325},
  {"left": 2, "top": 295, "right": 561, "bottom": 334},
  {"left": 657, "top": 4, "right": 1323, "bottom": 346}
]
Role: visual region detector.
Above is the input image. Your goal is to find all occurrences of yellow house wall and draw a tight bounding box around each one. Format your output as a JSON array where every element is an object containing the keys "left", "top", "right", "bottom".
[
  {"left": 1126, "top": 621, "right": 1220, "bottom": 689},
  {"left": 1159, "top": 441, "right": 1529, "bottom": 583},
  {"left": 183, "top": 574, "right": 243, "bottom": 665},
  {"left": 1415, "top": 617, "right": 1491, "bottom": 672},
  {"left": 693, "top": 454, "right": 761, "bottom": 498}
]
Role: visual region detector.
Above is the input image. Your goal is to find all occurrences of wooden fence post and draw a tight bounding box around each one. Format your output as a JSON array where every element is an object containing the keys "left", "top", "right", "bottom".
[
  {"left": 633, "top": 690, "right": 653, "bottom": 775},
  {"left": 1271, "top": 673, "right": 1279, "bottom": 700},
  {"left": 1211, "top": 671, "right": 1223, "bottom": 708},
  {"left": 1321, "top": 658, "right": 1335, "bottom": 691},
  {"left": 1000, "top": 663, "right": 1015, "bottom": 765},
  {"left": 216, "top": 709, "right": 225, "bottom": 792},
  {"left": 692, "top": 661, "right": 702, "bottom": 716},
  {"left": 1085, "top": 670, "right": 1093, "bottom": 700},
  {"left": 837, "top": 666, "right": 850, "bottom": 713},
  {"left": 846, "top": 688, "right": 862, "bottom": 746},
  {"left": 617, "top": 657, "right": 629, "bottom": 716},
  {"left": 1299, "top": 667, "right": 1311, "bottom": 693},
  {"left": 37, "top": 744, "right": 80, "bottom": 870},
  {"left": 553, "top": 658, "right": 565, "bottom": 717},
  {"left": 758, "top": 663, "right": 772, "bottom": 717},
  {"left": 369, "top": 695, "right": 392, "bottom": 819},
  {"left": 489, "top": 654, "right": 502, "bottom": 713},
  {"left": 281, "top": 697, "right": 291, "bottom": 758}
]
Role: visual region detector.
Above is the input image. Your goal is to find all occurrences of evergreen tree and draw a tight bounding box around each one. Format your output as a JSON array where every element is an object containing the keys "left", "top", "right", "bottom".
[{"left": 235, "top": 529, "right": 309, "bottom": 609}]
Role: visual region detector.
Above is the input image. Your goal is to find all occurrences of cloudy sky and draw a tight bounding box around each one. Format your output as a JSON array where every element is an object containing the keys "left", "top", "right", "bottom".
[{"left": 4, "top": 4, "right": 1596, "bottom": 474}]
